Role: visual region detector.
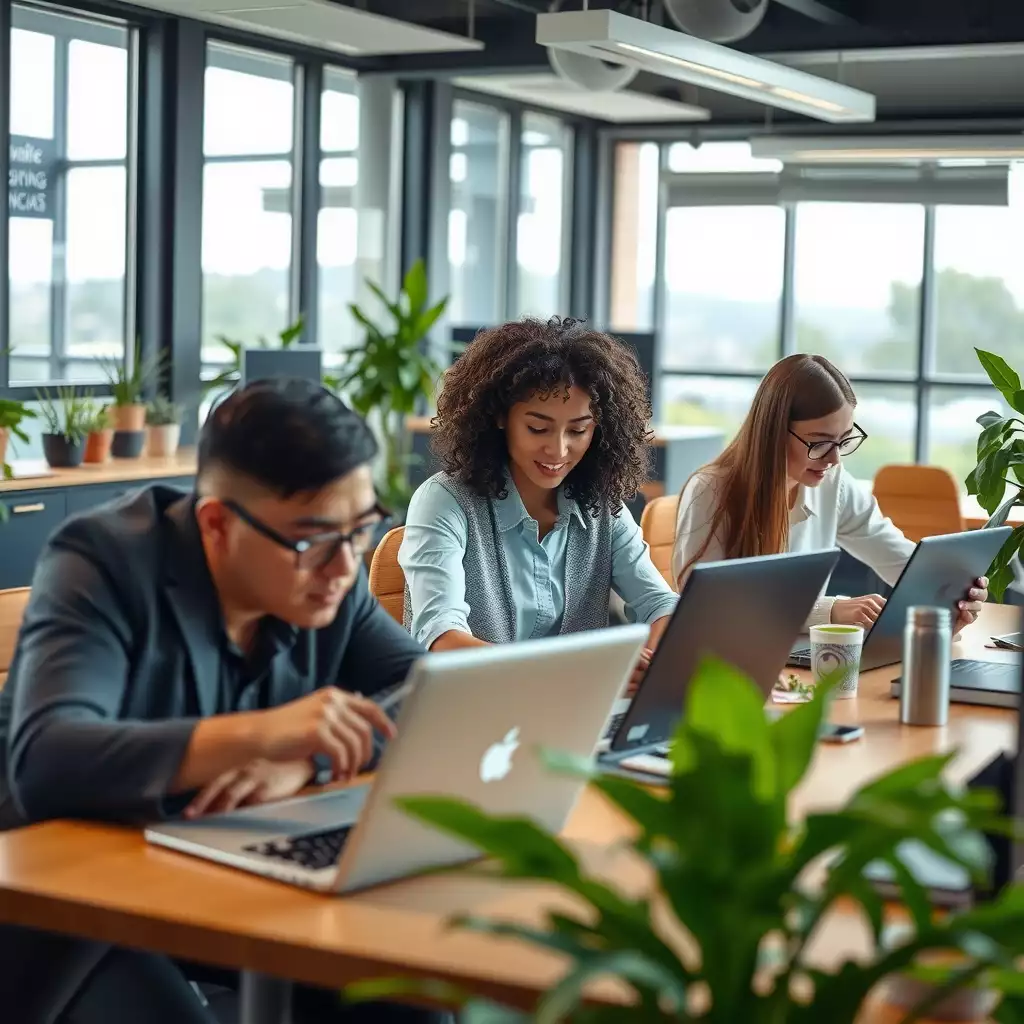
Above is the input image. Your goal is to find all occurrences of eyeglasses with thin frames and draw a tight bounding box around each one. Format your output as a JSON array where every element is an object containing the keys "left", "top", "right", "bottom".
[
  {"left": 223, "top": 499, "right": 391, "bottom": 570},
  {"left": 788, "top": 424, "right": 868, "bottom": 461}
]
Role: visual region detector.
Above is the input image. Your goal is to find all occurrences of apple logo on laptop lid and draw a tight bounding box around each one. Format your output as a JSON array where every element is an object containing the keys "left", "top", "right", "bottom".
[{"left": 480, "top": 727, "right": 520, "bottom": 783}]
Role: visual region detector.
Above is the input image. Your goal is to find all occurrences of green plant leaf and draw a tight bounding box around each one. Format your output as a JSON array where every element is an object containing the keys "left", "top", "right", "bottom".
[
  {"left": 403, "top": 259, "right": 428, "bottom": 314},
  {"left": 978, "top": 410, "right": 1007, "bottom": 428},
  {"left": 279, "top": 317, "right": 304, "bottom": 347},
  {"left": 768, "top": 682, "right": 830, "bottom": 798},
  {"left": 366, "top": 280, "right": 404, "bottom": 323},
  {"left": 977, "top": 348, "right": 1022, "bottom": 400},
  {"left": 987, "top": 490, "right": 1024, "bottom": 528}
]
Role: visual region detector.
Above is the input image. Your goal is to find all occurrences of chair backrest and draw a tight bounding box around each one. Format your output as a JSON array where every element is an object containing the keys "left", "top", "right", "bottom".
[
  {"left": 640, "top": 494, "right": 681, "bottom": 590},
  {"left": 368, "top": 526, "right": 406, "bottom": 625},
  {"left": 0, "top": 587, "right": 30, "bottom": 689},
  {"left": 872, "top": 464, "right": 965, "bottom": 543}
]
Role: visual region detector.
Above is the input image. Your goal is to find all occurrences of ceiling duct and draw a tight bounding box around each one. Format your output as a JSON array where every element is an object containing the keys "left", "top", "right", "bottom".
[
  {"left": 664, "top": 0, "right": 769, "bottom": 43},
  {"left": 546, "top": 0, "right": 638, "bottom": 92}
]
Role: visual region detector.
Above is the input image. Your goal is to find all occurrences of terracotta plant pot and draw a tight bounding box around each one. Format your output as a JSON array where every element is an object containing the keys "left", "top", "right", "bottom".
[
  {"left": 112, "top": 404, "right": 146, "bottom": 432},
  {"left": 0, "top": 427, "right": 8, "bottom": 468},
  {"left": 111, "top": 430, "right": 145, "bottom": 459},
  {"left": 146, "top": 423, "right": 181, "bottom": 458},
  {"left": 83, "top": 429, "right": 114, "bottom": 464},
  {"left": 42, "top": 434, "right": 85, "bottom": 469}
]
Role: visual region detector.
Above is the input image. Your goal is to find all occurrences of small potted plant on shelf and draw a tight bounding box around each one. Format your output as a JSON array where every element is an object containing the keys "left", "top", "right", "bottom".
[
  {"left": 82, "top": 403, "right": 113, "bottom": 464},
  {"left": 36, "top": 387, "right": 91, "bottom": 469},
  {"left": 0, "top": 398, "right": 37, "bottom": 479},
  {"left": 145, "top": 395, "right": 183, "bottom": 458},
  {"left": 101, "top": 340, "right": 165, "bottom": 457}
]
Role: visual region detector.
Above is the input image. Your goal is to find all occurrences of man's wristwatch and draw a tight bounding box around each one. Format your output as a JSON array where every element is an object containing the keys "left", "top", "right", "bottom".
[{"left": 310, "top": 754, "right": 333, "bottom": 786}]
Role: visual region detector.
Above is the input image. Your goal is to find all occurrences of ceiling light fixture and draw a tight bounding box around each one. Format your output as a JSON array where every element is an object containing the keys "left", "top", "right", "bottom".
[
  {"left": 536, "top": 9, "right": 876, "bottom": 123},
  {"left": 751, "top": 134, "right": 1024, "bottom": 162}
]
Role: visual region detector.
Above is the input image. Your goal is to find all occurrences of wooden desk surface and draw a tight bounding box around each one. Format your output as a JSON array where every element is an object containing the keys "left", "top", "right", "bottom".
[
  {"left": 0, "top": 606, "right": 1018, "bottom": 1019},
  {"left": 961, "top": 494, "right": 1024, "bottom": 531},
  {"left": 0, "top": 450, "right": 197, "bottom": 493}
]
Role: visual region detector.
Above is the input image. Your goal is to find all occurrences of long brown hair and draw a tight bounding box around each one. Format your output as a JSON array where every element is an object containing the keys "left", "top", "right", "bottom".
[{"left": 680, "top": 354, "right": 856, "bottom": 577}]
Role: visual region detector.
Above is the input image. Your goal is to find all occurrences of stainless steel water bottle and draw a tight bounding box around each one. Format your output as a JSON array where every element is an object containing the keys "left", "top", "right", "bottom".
[{"left": 900, "top": 606, "right": 952, "bottom": 727}]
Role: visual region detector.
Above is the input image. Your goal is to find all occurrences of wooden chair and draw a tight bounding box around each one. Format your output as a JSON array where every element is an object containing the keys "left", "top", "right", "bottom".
[
  {"left": 0, "top": 587, "right": 30, "bottom": 690},
  {"left": 872, "top": 464, "right": 965, "bottom": 543},
  {"left": 640, "top": 493, "right": 681, "bottom": 590},
  {"left": 368, "top": 526, "right": 406, "bottom": 626}
]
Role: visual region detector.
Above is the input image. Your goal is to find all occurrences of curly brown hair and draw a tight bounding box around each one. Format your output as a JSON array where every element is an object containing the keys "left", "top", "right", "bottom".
[{"left": 431, "top": 317, "right": 653, "bottom": 518}]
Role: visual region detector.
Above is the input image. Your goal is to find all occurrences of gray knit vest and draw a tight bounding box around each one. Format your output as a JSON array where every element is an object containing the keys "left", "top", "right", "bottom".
[{"left": 404, "top": 472, "right": 613, "bottom": 643}]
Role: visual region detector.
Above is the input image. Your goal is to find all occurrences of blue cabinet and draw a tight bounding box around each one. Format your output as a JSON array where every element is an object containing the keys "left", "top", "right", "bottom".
[{"left": 1, "top": 473, "right": 196, "bottom": 589}]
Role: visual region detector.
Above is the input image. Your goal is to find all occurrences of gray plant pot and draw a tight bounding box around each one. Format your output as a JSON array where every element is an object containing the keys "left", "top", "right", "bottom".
[{"left": 111, "top": 430, "right": 145, "bottom": 459}]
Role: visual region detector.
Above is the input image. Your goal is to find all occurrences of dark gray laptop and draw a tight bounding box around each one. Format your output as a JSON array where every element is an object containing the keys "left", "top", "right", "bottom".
[
  {"left": 788, "top": 528, "right": 1012, "bottom": 673},
  {"left": 605, "top": 548, "right": 840, "bottom": 758}
]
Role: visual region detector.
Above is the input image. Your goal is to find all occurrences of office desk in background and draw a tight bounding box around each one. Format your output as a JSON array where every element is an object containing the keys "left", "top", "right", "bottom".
[{"left": 0, "top": 606, "right": 1018, "bottom": 1024}]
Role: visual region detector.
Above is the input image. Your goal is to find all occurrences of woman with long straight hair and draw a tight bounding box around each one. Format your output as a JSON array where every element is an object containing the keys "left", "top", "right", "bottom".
[{"left": 670, "top": 354, "right": 987, "bottom": 632}]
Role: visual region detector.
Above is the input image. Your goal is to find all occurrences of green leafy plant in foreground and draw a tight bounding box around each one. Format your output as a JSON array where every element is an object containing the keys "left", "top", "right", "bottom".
[
  {"left": 967, "top": 347, "right": 1024, "bottom": 599},
  {"left": 350, "top": 657, "right": 1024, "bottom": 1022}
]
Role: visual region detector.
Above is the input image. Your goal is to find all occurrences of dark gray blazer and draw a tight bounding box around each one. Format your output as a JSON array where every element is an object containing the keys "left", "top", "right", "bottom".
[{"left": 0, "top": 485, "right": 425, "bottom": 1019}]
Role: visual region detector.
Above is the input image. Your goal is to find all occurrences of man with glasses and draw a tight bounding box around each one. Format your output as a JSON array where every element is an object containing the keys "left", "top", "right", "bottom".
[{"left": 0, "top": 379, "right": 447, "bottom": 1023}]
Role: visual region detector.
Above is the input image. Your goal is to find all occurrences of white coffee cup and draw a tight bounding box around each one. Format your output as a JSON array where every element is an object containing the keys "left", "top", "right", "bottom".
[{"left": 809, "top": 623, "right": 865, "bottom": 699}]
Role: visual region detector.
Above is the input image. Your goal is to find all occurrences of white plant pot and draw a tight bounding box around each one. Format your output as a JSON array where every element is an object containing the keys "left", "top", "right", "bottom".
[{"left": 146, "top": 423, "right": 180, "bottom": 457}]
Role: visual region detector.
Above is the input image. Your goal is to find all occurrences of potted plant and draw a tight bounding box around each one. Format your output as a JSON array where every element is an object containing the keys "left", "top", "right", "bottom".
[
  {"left": 352, "top": 658, "right": 1024, "bottom": 1022},
  {"left": 145, "top": 396, "right": 183, "bottom": 457},
  {"left": 0, "top": 398, "right": 36, "bottom": 478},
  {"left": 966, "top": 348, "right": 1024, "bottom": 598},
  {"left": 82, "top": 404, "right": 113, "bottom": 464},
  {"left": 338, "top": 259, "right": 448, "bottom": 516},
  {"left": 36, "top": 387, "right": 91, "bottom": 468},
  {"left": 100, "top": 339, "right": 165, "bottom": 433}
]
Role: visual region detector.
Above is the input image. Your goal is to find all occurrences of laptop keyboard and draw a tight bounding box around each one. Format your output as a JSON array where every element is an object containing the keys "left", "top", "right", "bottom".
[{"left": 243, "top": 824, "right": 353, "bottom": 871}]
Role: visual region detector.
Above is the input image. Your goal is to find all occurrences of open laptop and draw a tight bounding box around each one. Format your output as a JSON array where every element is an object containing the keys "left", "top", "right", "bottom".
[
  {"left": 865, "top": 605, "right": 1024, "bottom": 909},
  {"left": 604, "top": 548, "right": 840, "bottom": 761},
  {"left": 787, "top": 527, "right": 1012, "bottom": 673},
  {"left": 145, "top": 624, "right": 648, "bottom": 893}
]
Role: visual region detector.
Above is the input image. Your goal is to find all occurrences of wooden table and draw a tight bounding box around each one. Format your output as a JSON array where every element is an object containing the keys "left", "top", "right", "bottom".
[
  {"left": 0, "top": 450, "right": 197, "bottom": 493},
  {"left": 961, "top": 494, "right": 1024, "bottom": 531},
  {"left": 0, "top": 607, "right": 1019, "bottom": 1023}
]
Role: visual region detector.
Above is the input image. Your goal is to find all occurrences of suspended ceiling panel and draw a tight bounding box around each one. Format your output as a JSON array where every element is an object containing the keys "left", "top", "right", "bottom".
[{"left": 134, "top": 0, "right": 484, "bottom": 55}]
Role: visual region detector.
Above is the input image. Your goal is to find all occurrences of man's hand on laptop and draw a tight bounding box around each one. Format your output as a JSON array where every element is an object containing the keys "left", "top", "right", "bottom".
[
  {"left": 953, "top": 576, "right": 988, "bottom": 638},
  {"left": 184, "top": 758, "right": 315, "bottom": 818},
  {"left": 253, "top": 688, "right": 397, "bottom": 780},
  {"left": 831, "top": 594, "right": 885, "bottom": 629}
]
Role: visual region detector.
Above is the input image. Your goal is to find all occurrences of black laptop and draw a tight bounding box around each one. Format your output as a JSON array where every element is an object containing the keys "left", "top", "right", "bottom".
[
  {"left": 787, "top": 527, "right": 1013, "bottom": 673},
  {"left": 605, "top": 548, "right": 840, "bottom": 758}
]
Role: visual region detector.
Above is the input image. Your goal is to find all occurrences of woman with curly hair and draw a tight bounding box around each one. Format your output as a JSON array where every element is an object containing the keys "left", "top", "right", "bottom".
[{"left": 399, "top": 317, "right": 677, "bottom": 674}]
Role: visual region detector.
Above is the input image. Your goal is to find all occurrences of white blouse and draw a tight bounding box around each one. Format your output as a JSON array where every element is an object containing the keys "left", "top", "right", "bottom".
[{"left": 670, "top": 464, "right": 915, "bottom": 627}]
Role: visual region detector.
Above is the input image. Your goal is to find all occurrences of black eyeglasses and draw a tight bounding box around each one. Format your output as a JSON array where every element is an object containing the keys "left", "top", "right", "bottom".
[
  {"left": 223, "top": 500, "right": 390, "bottom": 569},
  {"left": 788, "top": 424, "right": 868, "bottom": 461}
]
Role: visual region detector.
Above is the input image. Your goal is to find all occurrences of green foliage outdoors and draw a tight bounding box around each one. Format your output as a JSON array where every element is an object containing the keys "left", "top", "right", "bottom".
[
  {"left": 966, "top": 348, "right": 1024, "bottom": 599},
  {"left": 348, "top": 657, "right": 1024, "bottom": 1023},
  {"left": 339, "top": 259, "right": 448, "bottom": 514}
]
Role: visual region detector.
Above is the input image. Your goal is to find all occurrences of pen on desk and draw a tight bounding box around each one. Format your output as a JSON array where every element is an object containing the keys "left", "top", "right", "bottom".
[{"left": 357, "top": 681, "right": 415, "bottom": 713}]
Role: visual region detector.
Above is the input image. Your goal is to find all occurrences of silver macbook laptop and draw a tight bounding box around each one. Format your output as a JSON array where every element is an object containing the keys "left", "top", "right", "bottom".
[{"left": 145, "top": 624, "right": 648, "bottom": 893}]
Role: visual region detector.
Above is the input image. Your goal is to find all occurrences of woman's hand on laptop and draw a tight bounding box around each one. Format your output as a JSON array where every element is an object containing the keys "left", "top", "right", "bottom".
[
  {"left": 627, "top": 647, "right": 654, "bottom": 695},
  {"left": 183, "top": 759, "right": 315, "bottom": 818},
  {"left": 953, "top": 576, "right": 989, "bottom": 638},
  {"left": 831, "top": 594, "right": 886, "bottom": 629},
  {"left": 253, "top": 688, "right": 397, "bottom": 780}
]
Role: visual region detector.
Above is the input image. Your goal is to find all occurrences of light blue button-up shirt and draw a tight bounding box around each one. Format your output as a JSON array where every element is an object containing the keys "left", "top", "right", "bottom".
[{"left": 399, "top": 475, "right": 678, "bottom": 649}]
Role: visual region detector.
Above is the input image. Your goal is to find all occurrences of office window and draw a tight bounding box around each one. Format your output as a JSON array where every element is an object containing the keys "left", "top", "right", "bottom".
[
  {"left": 933, "top": 168, "right": 1024, "bottom": 377},
  {"left": 317, "top": 68, "right": 360, "bottom": 355},
  {"left": 448, "top": 100, "right": 507, "bottom": 328},
  {"left": 609, "top": 142, "right": 658, "bottom": 332},
  {"left": 662, "top": 206, "right": 786, "bottom": 372},
  {"left": 794, "top": 204, "right": 924, "bottom": 376},
  {"left": 841, "top": 382, "right": 916, "bottom": 481},
  {"left": 660, "top": 375, "right": 759, "bottom": 443},
  {"left": 927, "top": 387, "right": 1007, "bottom": 489},
  {"left": 201, "top": 43, "right": 294, "bottom": 377},
  {"left": 514, "top": 112, "right": 570, "bottom": 319},
  {"left": 7, "top": 8, "right": 132, "bottom": 385},
  {"left": 667, "top": 140, "right": 780, "bottom": 174}
]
